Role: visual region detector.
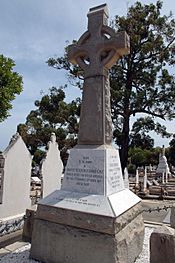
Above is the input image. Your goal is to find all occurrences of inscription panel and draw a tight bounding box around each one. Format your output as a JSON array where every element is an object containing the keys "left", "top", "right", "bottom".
[
  {"left": 106, "top": 149, "right": 124, "bottom": 195},
  {"left": 62, "top": 149, "right": 105, "bottom": 195},
  {"left": 62, "top": 147, "right": 124, "bottom": 196}
]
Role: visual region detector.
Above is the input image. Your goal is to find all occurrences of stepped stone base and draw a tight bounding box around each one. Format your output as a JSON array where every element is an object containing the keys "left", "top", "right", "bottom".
[
  {"left": 30, "top": 201, "right": 144, "bottom": 263},
  {"left": 30, "top": 146, "right": 144, "bottom": 263}
]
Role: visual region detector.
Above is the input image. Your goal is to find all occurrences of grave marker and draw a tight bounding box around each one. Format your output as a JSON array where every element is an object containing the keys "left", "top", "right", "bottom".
[
  {"left": 40, "top": 133, "right": 63, "bottom": 198},
  {"left": 0, "top": 133, "right": 31, "bottom": 219},
  {"left": 157, "top": 145, "right": 171, "bottom": 176},
  {"left": 30, "top": 5, "right": 144, "bottom": 263}
]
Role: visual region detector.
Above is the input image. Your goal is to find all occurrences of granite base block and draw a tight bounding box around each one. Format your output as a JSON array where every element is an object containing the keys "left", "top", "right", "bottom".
[
  {"left": 30, "top": 204, "right": 144, "bottom": 263},
  {"left": 150, "top": 225, "right": 175, "bottom": 263}
]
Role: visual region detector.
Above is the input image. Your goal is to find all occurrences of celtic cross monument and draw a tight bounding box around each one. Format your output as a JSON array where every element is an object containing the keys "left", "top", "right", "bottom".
[
  {"left": 61, "top": 4, "right": 130, "bottom": 195},
  {"left": 68, "top": 4, "right": 129, "bottom": 145},
  {"left": 30, "top": 5, "right": 144, "bottom": 263}
]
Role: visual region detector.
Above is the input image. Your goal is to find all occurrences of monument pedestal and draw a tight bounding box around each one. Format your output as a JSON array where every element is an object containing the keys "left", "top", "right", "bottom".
[
  {"left": 30, "top": 146, "right": 144, "bottom": 263},
  {"left": 30, "top": 191, "right": 144, "bottom": 263}
]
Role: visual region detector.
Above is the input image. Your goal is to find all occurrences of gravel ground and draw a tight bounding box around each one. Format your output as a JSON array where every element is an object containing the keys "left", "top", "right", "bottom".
[{"left": 0, "top": 226, "right": 154, "bottom": 263}]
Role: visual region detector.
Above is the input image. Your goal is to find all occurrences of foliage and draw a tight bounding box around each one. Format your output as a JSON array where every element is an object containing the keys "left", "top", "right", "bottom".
[
  {"left": 0, "top": 54, "right": 23, "bottom": 122},
  {"left": 32, "top": 149, "right": 46, "bottom": 167},
  {"left": 169, "top": 134, "right": 175, "bottom": 167},
  {"left": 111, "top": 1, "right": 175, "bottom": 170},
  {"left": 130, "top": 116, "right": 171, "bottom": 149},
  {"left": 127, "top": 163, "right": 136, "bottom": 174},
  {"left": 48, "top": 1, "right": 175, "bottom": 171},
  {"left": 17, "top": 87, "right": 80, "bottom": 163},
  {"left": 128, "top": 146, "right": 161, "bottom": 169}
]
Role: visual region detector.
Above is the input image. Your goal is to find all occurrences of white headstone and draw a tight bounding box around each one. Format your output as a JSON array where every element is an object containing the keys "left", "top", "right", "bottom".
[
  {"left": 144, "top": 167, "right": 147, "bottom": 191},
  {"left": 157, "top": 147, "right": 170, "bottom": 175},
  {"left": 0, "top": 133, "right": 32, "bottom": 219},
  {"left": 124, "top": 167, "right": 129, "bottom": 189},
  {"left": 162, "top": 172, "right": 165, "bottom": 184},
  {"left": 165, "top": 171, "right": 168, "bottom": 184},
  {"left": 41, "top": 133, "right": 63, "bottom": 198},
  {"left": 136, "top": 169, "right": 139, "bottom": 186}
]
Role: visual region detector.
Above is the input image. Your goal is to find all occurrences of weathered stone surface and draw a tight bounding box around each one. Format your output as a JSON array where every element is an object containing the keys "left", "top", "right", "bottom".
[
  {"left": 114, "top": 213, "right": 144, "bottom": 263},
  {"left": 30, "top": 209, "right": 144, "bottom": 263},
  {"left": 34, "top": 201, "right": 142, "bottom": 235},
  {"left": 0, "top": 214, "right": 24, "bottom": 237},
  {"left": 77, "top": 76, "right": 112, "bottom": 145},
  {"left": 39, "top": 189, "right": 140, "bottom": 219},
  {"left": 150, "top": 225, "right": 175, "bottom": 263},
  {"left": 68, "top": 4, "right": 129, "bottom": 145},
  {"left": 170, "top": 207, "right": 175, "bottom": 229},
  {"left": 22, "top": 206, "right": 37, "bottom": 242}
]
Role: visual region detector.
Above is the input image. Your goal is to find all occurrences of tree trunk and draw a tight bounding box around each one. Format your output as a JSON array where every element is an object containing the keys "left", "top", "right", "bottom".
[{"left": 120, "top": 114, "right": 130, "bottom": 174}]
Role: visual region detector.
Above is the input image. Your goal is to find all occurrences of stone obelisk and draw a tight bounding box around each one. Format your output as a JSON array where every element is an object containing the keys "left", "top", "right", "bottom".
[{"left": 30, "top": 4, "right": 144, "bottom": 263}]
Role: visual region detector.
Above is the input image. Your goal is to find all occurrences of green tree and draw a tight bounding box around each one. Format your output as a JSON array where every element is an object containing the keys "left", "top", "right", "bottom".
[
  {"left": 169, "top": 134, "right": 175, "bottom": 167},
  {"left": 0, "top": 54, "right": 23, "bottom": 122},
  {"left": 130, "top": 116, "right": 170, "bottom": 149},
  {"left": 128, "top": 146, "right": 161, "bottom": 169},
  {"left": 17, "top": 87, "right": 80, "bottom": 163},
  {"left": 111, "top": 1, "right": 175, "bottom": 171},
  {"left": 48, "top": 1, "right": 175, "bottom": 172},
  {"left": 128, "top": 147, "right": 149, "bottom": 168}
]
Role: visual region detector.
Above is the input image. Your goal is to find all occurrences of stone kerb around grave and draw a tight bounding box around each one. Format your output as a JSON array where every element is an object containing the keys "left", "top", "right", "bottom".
[
  {"left": 0, "top": 154, "right": 5, "bottom": 204},
  {"left": 0, "top": 133, "right": 32, "bottom": 219},
  {"left": 40, "top": 133, "right": 63, "bottom": 198}
]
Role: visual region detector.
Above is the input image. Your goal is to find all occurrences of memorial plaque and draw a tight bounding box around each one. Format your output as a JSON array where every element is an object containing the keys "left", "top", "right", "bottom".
[
  {"left": 62, "top": 148, "right": 104, "bottom": 195},
  {"left": 62, "top": 147, "right": 124, "bottom": 196},
  {"left": 106, "top": 148, "right": 124, "bottom": 195}
]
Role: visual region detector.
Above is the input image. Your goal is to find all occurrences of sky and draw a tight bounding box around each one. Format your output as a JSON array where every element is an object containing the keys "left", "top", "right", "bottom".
[{"left": 0, "top": 0, "right": 175, "bottom": 151}]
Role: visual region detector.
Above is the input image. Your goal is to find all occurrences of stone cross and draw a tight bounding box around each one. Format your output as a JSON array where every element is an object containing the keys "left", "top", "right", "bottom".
[{"left": 68, "top": 4, "right": 130, "bottom": 145}]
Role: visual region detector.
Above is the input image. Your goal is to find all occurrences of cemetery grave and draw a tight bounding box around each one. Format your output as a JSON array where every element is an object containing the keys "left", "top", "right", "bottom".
[
  {"left": 128, "top": 146, "right": 175, "bottom": 200},
  {"left": 30, "top": 4, "right": 144, "bottom": 263},
  {"left": 1, "top": 3, "right": 175, "bottom": 263},
  {"left": 0, "top": 132, "right": 63, "bottom": 239}
]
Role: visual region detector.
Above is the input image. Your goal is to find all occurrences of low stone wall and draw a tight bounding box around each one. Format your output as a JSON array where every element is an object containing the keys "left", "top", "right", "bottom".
[{"left": 0, "top": 214, "right": 24, "bottom": 237}]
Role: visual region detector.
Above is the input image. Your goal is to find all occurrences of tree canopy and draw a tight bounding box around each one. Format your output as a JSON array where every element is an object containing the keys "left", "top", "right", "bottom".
[
  {"left": 48, "top": 1, "right": 175, "bottom": 171},
  {"left": 17, "top": 87, "right": 80, "bottom": 164},
  {"left": 129, "top": 116, "right": 171, "bottom": 149},
  {"left": 18, "top": 1, "right": 175, "bottom": 171},
  {"left": 111, "top": 0, "right": 175, "bottom": 170},
  {"left": 0, "top": 54, "right": 23, "bottom": 122},
  {"left": 169, "top": 134, "right": 175, "bottom": 167}
]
